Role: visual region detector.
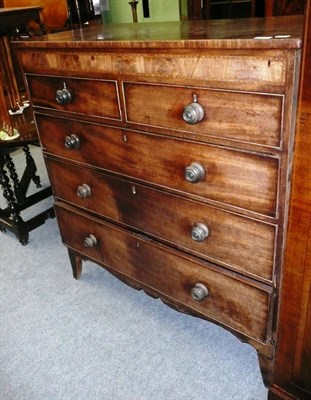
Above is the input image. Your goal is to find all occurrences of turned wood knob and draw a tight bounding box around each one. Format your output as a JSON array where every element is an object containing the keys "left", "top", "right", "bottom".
[
  {"left": 84, "top": 234, "right": 97, "bottom": 248},
  {"left": 191, "top": 283, "right": 209, "bottom": 302},
  {"left": 65, "top": 134, "right": 80, "bottom": 149},
  {"left": 77, "top": 184, "right": 91, "bottom": 198},
  {"left": 191, "top": 223, "right": 209, "bottom": 242},
  {"left": 184, "top": 162, "right": 205, "bottom": 183},
  {"left": 182, "top": 94, "right": 204, "bottom": 124},
  {"left": 56, "top": 83, "right": 73, "bottom": 105}
]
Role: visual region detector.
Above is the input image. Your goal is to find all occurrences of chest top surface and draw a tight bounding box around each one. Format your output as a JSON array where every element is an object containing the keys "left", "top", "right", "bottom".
[{"left": 13, "top": 15, "right": 303, "bottom": 50}]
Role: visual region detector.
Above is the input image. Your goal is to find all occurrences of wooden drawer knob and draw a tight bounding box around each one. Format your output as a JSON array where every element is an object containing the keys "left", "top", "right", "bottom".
[
  {"left": 184, "top": 162, "right": 205, "bottom": 183},
  {"left": 191, "top": 223, "right": 209, "bottom": 242},
  {"left": 65, "top": 134, "right": 80, "bottom": 149},
  {"left": 56, "top": 83, "right": 73, "bottom": 105},
  {"left": 77, "top": 184, "right": 91, "bottom": 199},
  {"left": 84, "top": 234, "right": 97, "bottom": 248},
  {"left": 191, "top": 283, "right": 209, "bottom": 302},
  {"left": 182, "top": 94, "right": 204, "bottom": 125}
]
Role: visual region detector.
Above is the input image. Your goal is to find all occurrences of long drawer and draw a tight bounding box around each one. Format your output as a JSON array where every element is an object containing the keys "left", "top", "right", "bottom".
[
  {"left": 123, "top": 82, "right": 283, "bottom": 149},
  {"left": 46, "top": 157, "right": 276, "bottom": 282},
  {"left": 37, "top": 114, "right": 279, "bottom": 217},
  {"left": 55, "top": 202, "right": 272, "bottom": 343},
  {"left": 26, "top": 74, "right": 121, "bottom": 121},
  {"left": 18, "top": 50, "right": 288, "bottom": 93}
]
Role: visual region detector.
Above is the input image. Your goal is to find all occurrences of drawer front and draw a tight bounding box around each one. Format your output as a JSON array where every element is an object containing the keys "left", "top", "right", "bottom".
[
  {"left": 18, "top": 50, "right": 287, "bottom": 92},
  {"left": 37, "top": 114, "right": 279, "bottom": 217},
  {"left": 46, "top": 158, "right": 276, "bottom": 282},
  {"left": 26, "top": 74, "right": 121, "bottom": 120},
  {"left": 123, "top": 82, "right": 283, "bottom": 149},
  {"left": 55, "top": 203, "right": 272, "bottom": 342}
]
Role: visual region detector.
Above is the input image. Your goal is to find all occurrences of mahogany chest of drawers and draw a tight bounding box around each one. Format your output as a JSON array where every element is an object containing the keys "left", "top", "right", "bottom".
[{"left": 14, "top": 15, "right": 310, "bottom": 399}]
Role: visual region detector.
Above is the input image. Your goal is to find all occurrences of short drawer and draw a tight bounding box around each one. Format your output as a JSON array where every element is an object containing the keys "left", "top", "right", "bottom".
[
  {"left": 26, "top": 74, "right": 121, "bottom": 120},
  {"left": 47, "top": 158, "right": 276, "bottom": 282},
  {"left": 123, "top": 82, "right": 283, "bottom": 149},
  {"left": 55, "top": 203, "right": 272, "bottom": 343},
  {"left": 37, "top": 114, "right": 279, "bottom": 217}
]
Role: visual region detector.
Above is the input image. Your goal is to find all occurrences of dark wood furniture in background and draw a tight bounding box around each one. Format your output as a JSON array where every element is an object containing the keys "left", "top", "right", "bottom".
[
  {"left": 0, "top": 6, "right": 42, "bottom": 131},
  {"left": 66, "top": 0, "right": 97, "bottom": 28},
  {"left": 2, "top": 0, "right": 68, "bottom": 32},
  {"left": 188, "top": 0, "right": 257, "bottom": 19},
  {"left": 265, "top": 0, "right": 305, "bottom": 16},
  {"left": 268, "top": 1, "right": 311, "bottom": 399},
  {"left": 0, "top": 6, "right": 54, "bottom": 244},
  {"left": 188, "top": 0, "right": 305, "bottom": 19},
  {"left": 14, "top": 14, "right": 310, "bottom": 397}
]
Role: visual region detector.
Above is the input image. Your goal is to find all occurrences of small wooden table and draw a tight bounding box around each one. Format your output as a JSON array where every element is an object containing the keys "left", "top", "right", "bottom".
[{"left": 0, "top": 6, "right": 42, "bottom": 36}]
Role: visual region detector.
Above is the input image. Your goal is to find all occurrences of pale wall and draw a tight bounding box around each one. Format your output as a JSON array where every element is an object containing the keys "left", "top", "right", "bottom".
[{"left": 101, "top": 0, "right": 182, "bottom": 24}]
